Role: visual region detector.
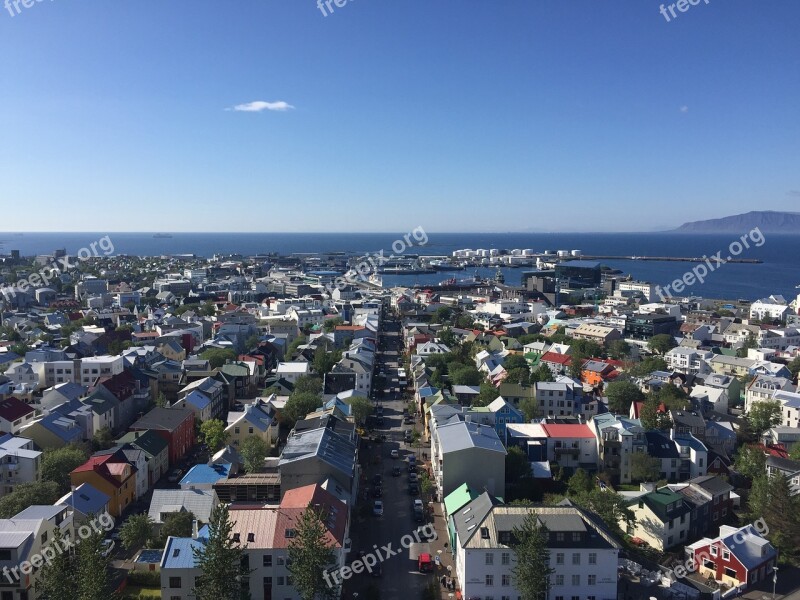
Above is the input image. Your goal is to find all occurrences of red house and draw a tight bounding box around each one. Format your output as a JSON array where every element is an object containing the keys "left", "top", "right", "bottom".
[
  {"left": 129, "top": 406, "right": 195, "bottom": 465},
  {"left": 686, "top": 524, "right": 776, "bottom": 590}
]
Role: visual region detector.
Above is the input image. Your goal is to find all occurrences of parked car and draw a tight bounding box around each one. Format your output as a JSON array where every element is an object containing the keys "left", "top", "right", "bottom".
[
  {"left": 373, "top": 500, "right": 384, "bottom": 516},
  {"left": 409, "top": 472, "right": 418, "bottom": 483},
  {"left": 101, "top": 539, "right": 115, "bottom": 557},
  {"left": 372, "top": 486, "right": 383, "bottom": 498},
  {"left": 167, "top": 468, "right": 183, "bottom": 483},
  {"left": 390, "top": 449, "right": 399, "bottom": 459},
  {"left": 392, "top": 466, "right": 401, "bottom": 477},
  {"left": 372, "top": 474, "right": 383, "bottom": 486},
  {"left": 409, "top": 483, "right": 419, "bottom": 495}
]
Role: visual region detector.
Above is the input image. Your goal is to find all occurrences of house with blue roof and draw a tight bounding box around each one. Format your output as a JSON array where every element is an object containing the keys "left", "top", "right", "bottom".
[
  {"left": 179, "top": 463, "right": 231, "bottom": 491},
  {"left": 56, "top": 482, "right": 111, "bottom": 523},
  {"left": 19, "top": 411, "right": 84, "bottom": 449},
  {"left": 160, "top": 530, "right": 208, "bottom": 599},
  {"left": 225, "top": 397, "right": 278, "bottom": 449}
]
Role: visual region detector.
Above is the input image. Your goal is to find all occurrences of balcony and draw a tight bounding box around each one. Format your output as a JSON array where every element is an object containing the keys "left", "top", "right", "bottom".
[{"left": 553, "top": 446, "right": 580, "bottom": 456}]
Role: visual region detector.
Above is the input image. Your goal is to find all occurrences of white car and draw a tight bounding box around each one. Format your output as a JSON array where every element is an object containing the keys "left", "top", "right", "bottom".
[
  {"left": 390, "top": 449, "right": 399, "bottom": 459},
  {"left": 413, "top": 499, "right": 424, "bottom": 511},
  {"left": 101, "top": 539, "right": 115, "bottom": 557},
  {"left": 373, "top": 500, "right": 384, "bottom": 516}
]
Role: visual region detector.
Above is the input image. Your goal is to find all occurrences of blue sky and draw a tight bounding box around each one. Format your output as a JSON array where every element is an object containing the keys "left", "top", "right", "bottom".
[{"left": 0, "top": 0, "right": 798, "bottom": 232}]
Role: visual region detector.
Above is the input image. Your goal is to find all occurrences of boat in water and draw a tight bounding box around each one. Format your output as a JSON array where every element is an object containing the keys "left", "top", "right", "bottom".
[{"left": 153, "top": 233, "right": 173, "bottom": 238}]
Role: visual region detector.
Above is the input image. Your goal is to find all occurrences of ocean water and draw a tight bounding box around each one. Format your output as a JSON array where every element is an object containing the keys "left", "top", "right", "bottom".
[{"left": 1, "top": 232, "right": 799, "bottom": 301}]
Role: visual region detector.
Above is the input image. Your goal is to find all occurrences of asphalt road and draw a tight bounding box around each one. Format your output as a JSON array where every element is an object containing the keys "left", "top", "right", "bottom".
[{"left": 343, "top": 309, "right": 436, "bottom": 600}]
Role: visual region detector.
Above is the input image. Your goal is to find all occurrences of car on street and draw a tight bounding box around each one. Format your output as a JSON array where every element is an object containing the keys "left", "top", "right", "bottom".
[
  {"left": 392, "top": 466, "right": 401, "bottom": 477},
  {"left": 409, "top": 472, "right": 418, "bottom": 483},
  {"left": 413, "top": 499, "right": 424, "bottom": 511},
  {"left": 409, "top": 482, "right": 419, "bottom": 495},
  {"left": 373, "top": 500, "right": 384, "bottom": 516},
  {"left": 390, "top": 449, "right": 399, "bottom": 459},
  {"left": 372, "top": 486, "right": 383, "bottom": 498},
  {"left": 372, "top": 474, "right": 382, "bottom": 486},
  {"left": 404, "top": 430, "right": 413, "bottom": 442},
  {"left": 101, "top": 539, "right": 115, "bottom": 557},
  {"left": 408, "top": 463, "right": 417, "bottom": 473}
]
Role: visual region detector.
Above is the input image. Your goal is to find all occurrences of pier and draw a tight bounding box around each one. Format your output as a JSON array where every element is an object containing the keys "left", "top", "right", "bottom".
[{"left": 570, "top": 255, "right": 762, "bottom": 264}]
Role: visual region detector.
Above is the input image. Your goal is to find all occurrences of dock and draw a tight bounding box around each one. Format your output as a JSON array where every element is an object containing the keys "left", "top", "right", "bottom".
[{"left": 568, "top": 255, "right": 762, "bottom": 264}]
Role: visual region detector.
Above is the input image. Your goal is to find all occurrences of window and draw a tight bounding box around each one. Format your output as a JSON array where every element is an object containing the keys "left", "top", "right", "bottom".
[
  {"left": 169, "top": 577, "right": 182, "bottom": 588},
  {"left": 588, "top": 552, "right": 597, "bottom": 565},
  {"left": 0, "top": 550, "right": 11, "bottom": 560},
  {"left": 277, "top": 557, "right": 285, "bottom": 565},
  {"left": 571, "top": 574, "right": 580, "bottom": 586},
  {"left": 555, "top": 575, "right": 564, "bottom": 586},
  {"left": 572, "top": 532, "right": 581, "bottom": 542},
  {"left": 485, "top": 575, "right": 494, "bottom": 586},
  {"left": 556, "top": 532, "right": 565, "bottom": 541},
  {"left": 40, "top": 531, "right": 48, "bottom": 544},
  {"left": 501, "top": 552, "right": 510, "bottom": 565},
  {"left": 572, "top": 553, "right": 580, "bottom": 565},
  {"left": 502, "top": 575, "right": 511, "bottom": 586},
  {"left": 556, "top": 553, "right": 564, "bottom": 565},
  {"left": 588, "top": 574, "right": 596, "bottom": 586},
  {"left": 263, "top": 554, "right": 272, "bottom": 567},
  {"left": 486, "top": 553, "right": 494, "bottom": 565},
  {"left": 277, "top": 577, "right": 285, "bottom": 586},
  {"left": 710, "top": 546, "right": 718, "bottom": 557},
  {"left": 723, "top": 550, "right": 730, "bottom": 560},
  {"left": 725, "top": 567, "right": 737, "bottom": 578}
]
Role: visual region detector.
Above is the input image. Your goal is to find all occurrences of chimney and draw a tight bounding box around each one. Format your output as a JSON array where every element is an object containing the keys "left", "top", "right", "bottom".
[{"left": 192, "top": 519, "right": 199, "bottom": 539}]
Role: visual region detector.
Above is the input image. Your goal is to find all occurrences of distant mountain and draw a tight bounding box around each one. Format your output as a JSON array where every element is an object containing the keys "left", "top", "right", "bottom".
[{"left": 674, "top": 211, "right": 800, "bottom": 233}]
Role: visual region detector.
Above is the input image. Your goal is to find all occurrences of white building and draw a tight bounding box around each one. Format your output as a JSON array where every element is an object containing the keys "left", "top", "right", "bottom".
[
  {"left": 451, "top": 497, "right": 620, "bottom": 600},
  {"left": 0, "top": 434, "right": 41, "bottom": 497},
  {"left": 750, "top": 296, "right": 789, "bottom": 323},
  {"left": 79, "top": 355, "right": 124, "bottom": 386},
  {"left": 665, "top": 347, "right": 713, "bottom": 376}
]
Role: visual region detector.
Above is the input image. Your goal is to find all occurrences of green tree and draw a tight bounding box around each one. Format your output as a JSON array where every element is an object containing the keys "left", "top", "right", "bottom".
[
  {"left": 736, "top": 332, "right": 759, "bottom": 358},
  {"left": 91, "top": 427, "right": 115, "bottom": 452},
  {"left": 505, "top": 367, "right": 531, "bottom": 386},
  {"left": 630, "top": 452, "right": 661, "bottom": 483},
  {"left": 41, "top": 445, "right": 88, "bottom": 493},
  {"left": 530, "top": 364, "right": 554, "bottom": 383},
  {"left": 201, "top": 348, "right": 238, "bottom": 369},
  {"left": 159, "top": 510, "right": 196, "bottom": 545},
  {"left": 200, "top": 419, "right": 230, "bottom": 452},
  {"left": 762, "top": 473, "right": 800, "bottom": 561},
  {"left": 639, "top": 395, "right": 670, "bottom": 430},
  {"left": 76, "top": 524, "right": 114, "bottom": 600},
  {"left": 567, "top": 468, "right": 594, "bottom": 497},
  {"left": 156, "top": 391, "right": 169, "bottom": 408},
  {"left": 293, "top": 375, "right": 323, "bottom": 396},
  {"left": 473, "top": 381, "right": 500, "bottom": 407},
  {"left": 647, "top": 334, "right": 675, "bottom": 355},
  {"left": 626, "top": 356, "right": 669, "bottom": 378},
  {"left": 284, "top": 392, "right": 322, "bottom": 426},
  {"left": 322, "top": 317, "right": 344, "bottom": 332},
  {"left": 240, "top": 436, "right": 269, "bottom": 474},
  {"left": 506, "top": 446, "right": 533, "bottom": 481},
  {"left": 734, "top": 444, "right": 767, "bottom": 481},
  {"left": 747, "top": 400, "right": 782, "bottom": 436},
  {"left": 788, "top": 356, "right": 800, "bottom": 381},
  {"left": 348, "top": 396, "right": 373, "bottom": 425},
  {"left": 519, "top": 397, "right": 538, "bottom": 422},
  {"left": 449, "top": 364, "right": 483, "bottom": 386},
  {"left": 313, "top": 346, "right": 341, "bottom": 375},
  {"left": 573, "top": 488, "right": 634, "bottom": 539},
  {"left": 789, "top": 444, "right": 800, "bottom": 462},
  {"left": 0, "top": 481, "right": 61, "bottom": 518},
  {"left": 568, "top": 351, "right": 586, "bottom": 380},
  {"left": 605, "top": 380, "right": 644, "bottom": 415},
  {"left": 120, "top": 513, "right": 154, "bottom": 551},
  {"left": 193, "top": 504, "right": 252, "bottom": 600},
  {"left": 36, "top": 527, "right": 76, "bottom": 599},
  {"left": 287, "top": 335, "right": 308, "bottom": 358},
  {"left": 288, "top": 508, "right": 337, "bottom": 600},
  {"left": 503, "top": 354, "right": 529, "bottom": 372},
  {"left": 244, "top": 334, "right": 261, "bottom": 351},
  {"left": 608, "top": 339, "right": 631, "bottom": 360},
  {"left": 432, "top": 306, "right": 453, "bottom": 324},
  {"left": 511, "top": 511, "right": 554, "bottom": 600}
]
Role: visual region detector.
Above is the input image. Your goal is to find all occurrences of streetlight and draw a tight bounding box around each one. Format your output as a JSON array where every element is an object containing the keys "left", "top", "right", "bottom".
[{"left": 772, "top": 565, "right": 778, "bottom": 600}]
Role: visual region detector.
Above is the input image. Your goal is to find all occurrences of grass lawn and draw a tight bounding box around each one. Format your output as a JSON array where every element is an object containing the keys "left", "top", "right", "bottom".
[
  {"left": 616, "top": 483, "right": 641, "bottom": 491},
  {"left": 123, "top": 586, "right": 161, "bottom": 598}
]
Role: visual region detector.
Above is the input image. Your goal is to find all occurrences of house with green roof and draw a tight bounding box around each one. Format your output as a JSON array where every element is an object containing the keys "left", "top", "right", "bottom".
[{"left": 622, "top": 486, "right": 691, "bottom": 550}]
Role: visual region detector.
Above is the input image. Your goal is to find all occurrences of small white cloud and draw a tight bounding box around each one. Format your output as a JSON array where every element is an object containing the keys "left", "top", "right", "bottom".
[
  {"left": 227, "top": 101, "right": 295, "bottom": 112},
  {"left": 680, "top": 105, "right": 689, "bottom": 113}
]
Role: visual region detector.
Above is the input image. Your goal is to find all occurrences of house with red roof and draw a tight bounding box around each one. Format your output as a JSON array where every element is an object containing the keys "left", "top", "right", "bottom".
[
  {"left": 540, "top": 422, "right": 599, "bottom": 474},
  {"left": 540, "top": 351, "right": 572, "bottom": 376},
  {"left": 0, "top": 397, "right": 36, "bottom": 435},
  {"left": 70, "top": 450, "right": 136, "bottom": 516}
]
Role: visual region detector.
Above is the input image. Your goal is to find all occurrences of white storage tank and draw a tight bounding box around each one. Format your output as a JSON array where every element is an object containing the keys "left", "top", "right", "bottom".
[
  {"left": 557, "top": 250, "right": 570, "bottom": 257},
  {"left": 571, "top": 250, "right": 582, "bottom": 257}
]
